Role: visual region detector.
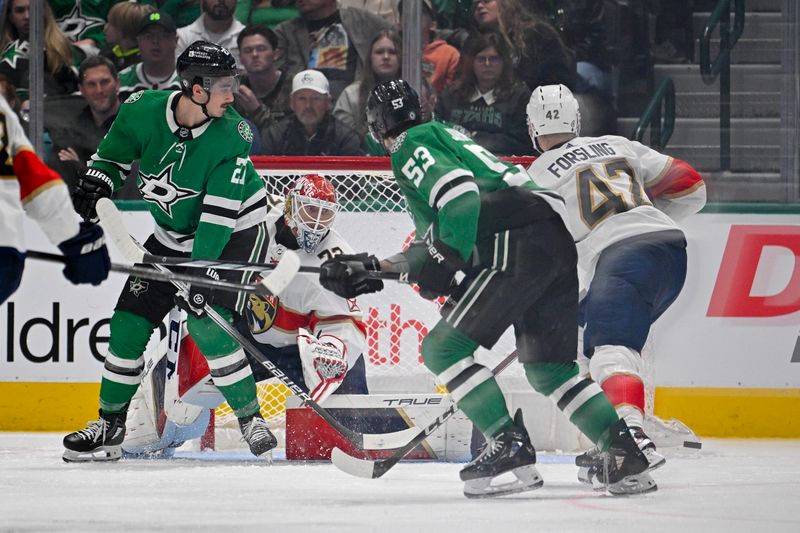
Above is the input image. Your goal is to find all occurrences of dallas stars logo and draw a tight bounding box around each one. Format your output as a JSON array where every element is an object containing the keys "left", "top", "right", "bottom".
[
  {"left": 129, "top": 278, "right": 149, "bottom": 297},
  {"left": 1, "top": 40, "right": 28, "bottom": 68},
  {"left": 139, "top": 163, "right": 200, "bottom": 217},
  {"left": 57, "top": 3, "right": 106, "bottom": 41}
]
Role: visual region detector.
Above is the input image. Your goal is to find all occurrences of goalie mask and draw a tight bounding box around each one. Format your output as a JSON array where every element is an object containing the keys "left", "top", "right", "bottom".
[
  {"left": 284, "top": 174, "right": 340, "bottom": 253},
  {"left": 366, "top": 79, "right": 422, "bottom": 144},
  {"left": 526, "top": 84, "right": 581, "bottom": 153}
]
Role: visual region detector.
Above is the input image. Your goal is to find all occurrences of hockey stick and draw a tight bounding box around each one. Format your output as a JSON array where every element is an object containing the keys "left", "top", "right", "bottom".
[
  {"left": 25, "top": 250, "right": 282, "bottom": 296},
  {"left": 95, "top": 198, "right": 402, "bottom": 281},
  {"left": 331, "top": 349, "right": 519, "bottom": 478},
  {"left": 96, "top": 206, "right": 406, "bottom": 452}
]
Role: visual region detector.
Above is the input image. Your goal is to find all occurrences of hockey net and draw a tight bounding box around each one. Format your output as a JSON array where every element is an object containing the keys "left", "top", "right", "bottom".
[{"left": 210, "top": 156, "right": 660, "bottom": 452}]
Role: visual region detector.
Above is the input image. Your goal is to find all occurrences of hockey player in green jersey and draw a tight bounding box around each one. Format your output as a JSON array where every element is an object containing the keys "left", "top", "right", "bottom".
[
  {"left": 319, "top": 80, "right": 654, "bottom": 498},
  {"left": 63, "top": 41, "right": 276, "bottom": 462}
]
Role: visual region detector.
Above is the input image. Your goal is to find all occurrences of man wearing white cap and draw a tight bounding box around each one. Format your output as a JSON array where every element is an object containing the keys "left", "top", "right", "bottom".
[{"left": 259, "top": 69, "right": 363, "bottom": 156}]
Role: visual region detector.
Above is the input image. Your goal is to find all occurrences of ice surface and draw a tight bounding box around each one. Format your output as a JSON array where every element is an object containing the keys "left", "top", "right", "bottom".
[{"left": 1, "top": 434, "right": 799, "bottom": 532}]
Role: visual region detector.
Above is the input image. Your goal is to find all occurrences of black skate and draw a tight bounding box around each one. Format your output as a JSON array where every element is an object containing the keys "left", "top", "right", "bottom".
[
  {"left": 577, "top": 424, "right": 665, "bottom": 485},
  {"left": 63, "top": 411, "right": 127, "bottom": 462},
  {"left": 459, "top": 410, "right": 543, "bottom": 499},
  {"left": 239, "top": 413, "right": 277, "bottom": 457},
  {"left": 577, "top": 419, "right": 657, "bottom": 495}
]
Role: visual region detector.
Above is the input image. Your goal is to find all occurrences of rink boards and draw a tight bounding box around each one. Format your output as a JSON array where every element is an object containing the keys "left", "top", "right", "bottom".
[{"left": 1, "top": 204, "right": 799, "bottom": 437}]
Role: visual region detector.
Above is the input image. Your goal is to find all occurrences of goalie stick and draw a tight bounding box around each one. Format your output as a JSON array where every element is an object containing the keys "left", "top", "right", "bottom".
[
  {"left": 95, "top": 198, "right": 401, "bottom": 281},
  {"left": 25, "top": 250, "right": 281, "bottom": 296},
  {"left": 96, "top": 199, "right": 420, "bottom": 451},
  {"left": 331, "top": 349, "right": 519, "bottom": 478}
]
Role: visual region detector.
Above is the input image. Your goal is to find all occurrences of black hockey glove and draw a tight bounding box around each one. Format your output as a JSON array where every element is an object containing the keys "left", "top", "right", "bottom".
[
  {"left": 73, "top": 168, "right": 113, "bottom": 222},
  {"left": 319, "top": 253, "right": 384, "bottom": 299},
  {"left": 410, "top": 239, "right": 466, "bottom": 299},
  {"left": 175, "top": 268, "right": 219, "bottom": 318},
  {"left": 57, "top": 222, "right": 111, "bottom": 285}
]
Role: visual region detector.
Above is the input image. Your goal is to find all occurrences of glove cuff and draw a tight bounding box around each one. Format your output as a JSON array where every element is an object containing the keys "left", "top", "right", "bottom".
[
  {"left": 429, "top": 239, "right": 467, "bottom": 270},
  {"left": 85, "top": 168, "right": 114, "bottom": 191},
  {"left": 58, "top": 222, "right": 105, "bottom": 256}
]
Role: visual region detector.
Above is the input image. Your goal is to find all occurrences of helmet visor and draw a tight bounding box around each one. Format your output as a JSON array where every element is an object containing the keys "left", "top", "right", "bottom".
[{"left": 209, "top": 75, "right": 240, "bottom": 95}]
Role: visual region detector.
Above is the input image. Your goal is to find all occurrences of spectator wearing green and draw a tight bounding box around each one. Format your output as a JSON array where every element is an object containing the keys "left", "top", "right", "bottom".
[{"left": 235, "top": 0, "right": 299, "bottom": 29}]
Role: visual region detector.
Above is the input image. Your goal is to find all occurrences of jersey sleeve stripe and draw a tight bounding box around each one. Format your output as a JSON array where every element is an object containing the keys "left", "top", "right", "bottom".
[
  {"left": 310, "top": 314, "right": 367, "bottom": 337},
  {"left": 199, "top": 212, "right": 237, "bottom": 228},
  {"left": 203, "top": 203, "right": 238, "bottom": 219},
  {"left": 90, "top": 154, "right": 133, "bottom": 172},
  {"left": 641, "top": 156, "right": 674, "bottom": 188},
  {"left": 436, "top": 181, "right": 480, "bottom": 210},
  {"left": 428, "top": 169, "right": 474, "bottom": 207},
  {"left": 204, "top": 195, "right": 242, "bottom": 211}
]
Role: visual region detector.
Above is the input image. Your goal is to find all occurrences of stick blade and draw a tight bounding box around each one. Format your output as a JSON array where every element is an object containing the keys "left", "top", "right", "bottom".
[
  {"left": 96, "top": 198, "right": 144, "bottom": 263},
  {"left": 260, "top": 250, "right": 301, "bottom": 296},
  {"left": 330, "top": 447, "right": 379, "bottom": 479},
  {"left": 362, "top": 426, "right": 421, "bottom": 450}
]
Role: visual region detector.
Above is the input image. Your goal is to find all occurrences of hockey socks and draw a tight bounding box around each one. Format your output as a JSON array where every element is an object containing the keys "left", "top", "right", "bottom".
[
  {"left": 422, "top": 322, "right": 512, "bottom": 437},
  {"left": 186, "top": 308, "right": 260, "bottom": 418},
  {"left": 524, "top": 362, "right": 619, "bottom": 448},
  {"left": 99, "top": 311, "right": 151, "bottom": 413}
]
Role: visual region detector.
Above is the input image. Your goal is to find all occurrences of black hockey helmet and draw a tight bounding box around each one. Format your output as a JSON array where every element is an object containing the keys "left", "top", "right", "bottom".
[
  {"left": 177, "top": 41, "right": 238, "bottom": 94},
  {"left": 366, "top": 79, "right": 422, "bottom": 144}
]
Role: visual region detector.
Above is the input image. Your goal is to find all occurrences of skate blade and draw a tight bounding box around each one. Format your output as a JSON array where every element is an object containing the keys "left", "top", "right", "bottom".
[
  {"left": 463, "top": 465, "right": 544, "bottom": 499},
  {"left": 577, "top": 466, "right": 593, "bottom": 485},
  {"left": 62, "top": 446, "right": 122, "bottom": 463},
  {"left": 643, "top": 448, "right": 666, "bottom": 471},
  {"left": 578, "top": 451, "right": 665, "bottom": 486},
  {"left": 606, "top": 472, "right": 658, "bottom": 496}
]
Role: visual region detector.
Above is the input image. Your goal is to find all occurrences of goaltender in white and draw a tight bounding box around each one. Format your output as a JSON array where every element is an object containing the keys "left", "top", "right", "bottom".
[{"left": 122, "top": 174, "right": 368, "bottom": 455}]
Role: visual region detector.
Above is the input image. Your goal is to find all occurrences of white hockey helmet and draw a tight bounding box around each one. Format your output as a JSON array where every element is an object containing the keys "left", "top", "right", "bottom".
[
  {"left": 526, "top": 84, "right": 581, "bottom": 152},
  {"left": 284, "top": 174, "right": 340, "bottom": 253}
]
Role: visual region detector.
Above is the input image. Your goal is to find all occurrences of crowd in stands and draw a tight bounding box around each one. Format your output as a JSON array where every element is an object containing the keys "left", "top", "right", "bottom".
[{"left": 4, "top": 0, "right": 694, "bottom": 187}]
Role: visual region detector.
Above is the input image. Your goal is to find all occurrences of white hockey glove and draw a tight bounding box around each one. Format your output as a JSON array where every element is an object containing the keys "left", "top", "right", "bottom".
[{"left": 297, "top": 328, "right": 348, "bottom": 403}]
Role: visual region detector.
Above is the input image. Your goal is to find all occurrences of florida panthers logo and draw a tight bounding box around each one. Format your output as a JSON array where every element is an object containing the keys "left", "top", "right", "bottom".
[{"left": 245, "top": 292, "right": 279, "bottom": 334}]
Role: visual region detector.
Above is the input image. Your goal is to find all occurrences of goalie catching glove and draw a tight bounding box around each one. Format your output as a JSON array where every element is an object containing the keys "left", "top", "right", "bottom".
[
  {"left": 406, "top": 239, "right": 466, "bottom": 298},
  {"left": 319, "top": 253, "right": 383, "bottom": 299},
  {"left": 297, "top": 328, "right": 348, "bottom": 403}
]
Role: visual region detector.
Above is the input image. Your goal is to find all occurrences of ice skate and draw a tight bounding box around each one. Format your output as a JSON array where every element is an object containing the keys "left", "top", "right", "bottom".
[
  {"left": 577, "top": 419, "right": 657, "bottom": 495},
  {"left": 238, "top": 413, "right": 277, "bottom": 456},
  {"left": 459, "top": 410, "right": 543, "bottom": 499},
  {"left": 63, "top": 411, "right": 127, "bottom": 462},
  {"left": 577, "top": 424, "right": 665, "bottom": 485}
]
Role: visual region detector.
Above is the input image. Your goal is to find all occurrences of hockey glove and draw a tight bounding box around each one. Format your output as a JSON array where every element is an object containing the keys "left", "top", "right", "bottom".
[
  {"left": 319, "top": 253, "right": 383, "bottom": 299},
  {"left": 73, "top": 168, "right": 113, "bottom": 222},
  {"left": 175, "top": 268, "right": 219, "bottom": 318},
  {"left": 411, "top": 239, "right": 466, "bottom": 298},
  {"left": 57, "top": 222, "right": 111, "bottom": 285},
  {"left": 297, "top": 329, "right": 349, "bottom": 403}
]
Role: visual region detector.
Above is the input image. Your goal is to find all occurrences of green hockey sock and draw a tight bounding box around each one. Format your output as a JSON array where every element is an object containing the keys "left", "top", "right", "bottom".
[
  {"left": 99, "top": 311, "right": 155, "bottom": 414},
  {"left": 422, "top": 321, "right": 511, "bottom": 437},
  {"left": 524, "top": 362, "right": 619, "bottom": 448},
  {"left": 186, "top": 307, "right": 259, "bottom": 418}
]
